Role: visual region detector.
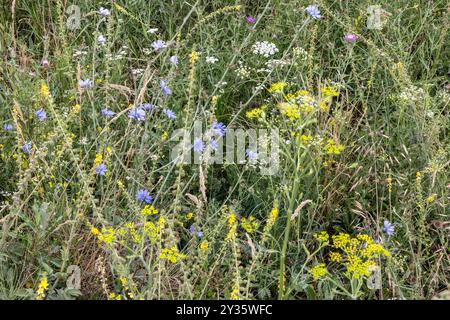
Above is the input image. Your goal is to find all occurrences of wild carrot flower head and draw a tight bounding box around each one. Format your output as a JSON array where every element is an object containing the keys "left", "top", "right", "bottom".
[
  {"left": 35, "top": 109, "right": 47, "bottom": 121},
  {"left": 136, "top": 189, "right": 152, "bottom": 204},
  {"left": 128, "top": 107, "right": 146, "bottom": 121},
  {"left": 305, "top": 5, "right": 321, "bottom": 19}
]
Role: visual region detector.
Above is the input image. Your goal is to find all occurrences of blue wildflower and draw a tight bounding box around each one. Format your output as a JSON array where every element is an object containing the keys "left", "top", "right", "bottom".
[
  {"left": 22, "top": 142, "right": 32, "bottom": 155},
  {"left": 160, "top": 80, "right": 172, "bottom": 95},
  {"left": 193, "top": 138, "right": 204, "bottom": 153},
  {"left": 136, "top": 189, "right": 152, "bottom": 204},
  {"left": 170, "top": 56, "right": 179, "bottom": 66},
  {"left": 128, "top": 107, "right": 146, "bottom": 121},
  {"left": 151, "top": 40, "right": 166, "bottom": 50},
  {"left": 98, "top": 35, "right": 106, "bottom": 46},
  {"left": 35, "top": 109, "right": 47, "bottom": 121},
  {"left": 212, "top": 121, "right": 226, "bottom": 137},
  {"left": 305, "top": 5, "right": 321, "bottom": 19},
  {"left": 96, "top": 163, "right": 107, "bottom": 176},
  {"left": 383, "top": 220, "right": 395, "bottom": 236},
  {"left": 101, "top": 108, "right": 115, "bottom": 118},
  {"left": 78, "top": 79, "right": 93, "bottom": 89},
  {"left": 163, "top": 108, "right": 176, "bottom": 120},
  {"left": 210, "top": 139, "right": 218, "bottom": 151},
  {"left": 3, "top": 124, "right": 13, "bottom": 131},
  {"left": 99, "top": 7, "right": 110, "bottom": 17},
  {"left": 140, "top": 103, "right": 154, "bottom": 111},
  {"left": 246, "top": 149, "right": 257, "bottom": 161}
]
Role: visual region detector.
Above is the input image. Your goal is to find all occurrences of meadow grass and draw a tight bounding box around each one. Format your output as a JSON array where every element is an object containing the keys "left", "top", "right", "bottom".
[{"left": 0, "top": 0, "right": 449, "bottom": 300}]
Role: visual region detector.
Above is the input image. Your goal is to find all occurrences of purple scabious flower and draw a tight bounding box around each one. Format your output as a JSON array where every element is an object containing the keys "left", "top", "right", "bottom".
[
  {"left": 212, "top": 122, "right": 226, "bottom": 137},
  {"left": 128, "top": 107, "right": 146, "bottom": 121},
  {"left": 22, "top": 142, "right": 32, "bottom": 155},
  {"left": 163, "top": 108, "right": 176, "bottom": 120},
  {"left": 101, "top": 108, "right": 115, "bottom": 118},
  {"left": 343, "top": 33, "right": 358, "bottom": 43},
  {"left": 3, "top": 124, "right": 14, "bottom": 131},
  {"left": 78, "top": 79, "right": 93, "bottom": 89},
  {"left": 99, "top": 7, "right": 110, "bottom": 17},
  {"left": 193, "top": 138, "right": 204, "bottom": 153},
  {"left": 160, "top": 80, "right": 172, "bottom": 96},
  {"left": 136, "top": 189, "right": 152, "bottom": 204},
  {"left": 246, "top": 149, "right": 257, "bottom": 161},
  {"left": 305, "top": 5, "right": 321, "bottom": 19},
  {"left": 151, "top": 40, "right": 166, "bottom": 50},
  {"left": 246, "top": 16, "right": 256, "bottom": 24},
  {"left": 169, "top": 56, "right": 179, "bottom": 66},
  {"left": 96, "top": 163, "right": 107, "bottom": 176},
  {"left": 383, "top": 220, "right": 395, "bottom": 236},
  {"left": 35, "top": 109, "right": 47, "bottom": 121}
]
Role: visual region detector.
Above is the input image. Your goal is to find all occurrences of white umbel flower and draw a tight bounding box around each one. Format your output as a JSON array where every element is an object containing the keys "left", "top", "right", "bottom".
[{"left": 252, "top": 41, "right": 279, "bottom": 57}]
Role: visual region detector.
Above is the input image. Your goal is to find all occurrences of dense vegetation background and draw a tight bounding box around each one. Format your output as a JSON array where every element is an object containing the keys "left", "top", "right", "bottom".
[{"left": 0, "top": 0, "right": 448, "bottom": 300}]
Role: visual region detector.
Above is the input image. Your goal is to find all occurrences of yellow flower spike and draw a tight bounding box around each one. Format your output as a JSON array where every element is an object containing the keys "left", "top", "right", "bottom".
[
  {"left": 189, "top": 50, "right": 199, "bottom": 64},
  {"left": 40, "top": 82, "right": 50, "bottom": 99}
]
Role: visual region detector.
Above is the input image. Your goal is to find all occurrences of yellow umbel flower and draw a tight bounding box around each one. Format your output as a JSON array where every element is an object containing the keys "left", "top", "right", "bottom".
[
  {"left": 324, "top": 139, "right": 345, "bottom": 155},
  {"left": 321, "top": 86, "right": 339, "bottom": 97},
  {"left": 309, "top": 264, "right": 327, "bottom": 280},
  {"left": 160, "top": 247, "right": 186, "bottom": 263},
  {"left": 314, "top": 231, "right": 329, "bottom": 245},
  {"left": 141, "top": 205, "right": 158, "bottom": 216},
  {"left": 268, "top": 82, "right": 287, "bottom": 93},
  {"left": 329, "top": 252, "right": 342, "bottom": 262}
]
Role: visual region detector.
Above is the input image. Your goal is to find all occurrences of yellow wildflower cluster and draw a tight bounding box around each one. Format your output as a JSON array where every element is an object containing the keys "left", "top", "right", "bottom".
[
  {"left": 160, "top": 247, "right": 186, "bottom": 263},
  {"left": 199, "top": 240, "right": 209, "bottom": 252},
  {"left": 321, "top": 86, "right": 340, "bottom": 98},
  {"left": 141, "top": 205, "right": 158, "bottom": 216},
  {"left": 230, "top": 283, "right": 240, "bottom": 300},
  {"left": 309, "top": 263, "right": 327, "bottom": 281},
  {"left": 241, "top": 216, "right": 259, "bottom": 233},
  {"left": 189, "top": 50, "right": 199, "bottom": 64},
  {"left": 277, "top": 102, "right": 300, "bottom": 121},
  {"left": 143, "top": 217, "right": 165, "bottom": 243},
  {"left": 40, "top": 82, "right": 50, "bottom": 99},
  {"left": 300, "top": 134, "right": 313, "bottom": 145},
  {"left": 246, "top": 107, "right": 264, "bottom": 119},
  {"left": 324, "top": 139, "right": 344, "bottom": 155},
  {"left": 268, "top": 82, "right": 287, "bottom": 93},
  {"left": 225, "top": 210, "right": 238, "bottom": 242},
  {"left": 265, "top": 207, "right": 278, "bottom": 231},
  {"left": 329, "top": 232, "right": 390, "bottom": 279},
  {"left": 94, "top": 153, "right": 103, "bottom": 167},
  {"left": 108, "top": 292, "right": 122, "bottom": 300},
  {"left": 36, "top": 277, "right": 48, "bottom": 300},
  {"left": 314, "top": 231, "right": 330, "bottom": 245},
  {"left": 92, "top": 227, "right": 116, "bottom": 244}
]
